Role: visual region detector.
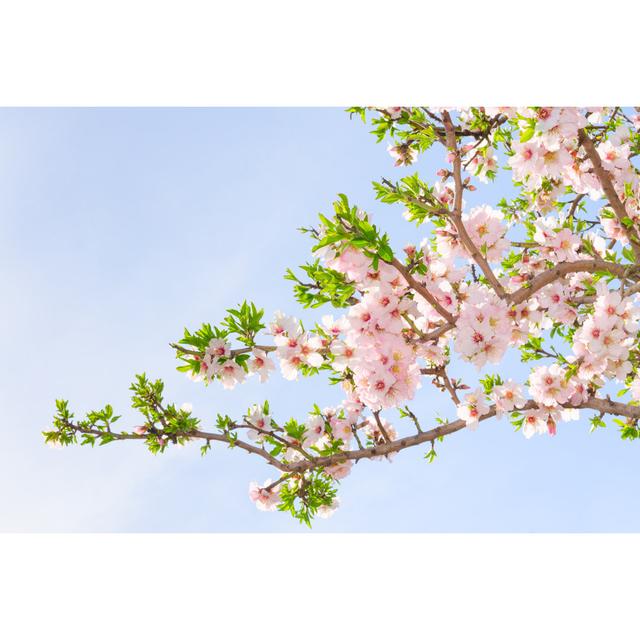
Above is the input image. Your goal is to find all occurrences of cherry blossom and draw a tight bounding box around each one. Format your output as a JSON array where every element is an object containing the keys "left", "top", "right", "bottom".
[
  {"left": 48, "top": 106, "right": 640, "bottom": 525},
  {"left": 248, "top": 348, "right": 275, "bottom": 382},
  {"left": 462, "top": 205, "right": 508, "bottom": 262},
  {"left": 529, "top": 364, "right": 573, "bottom": 408},
  {"left": 215, "top": 359, "right": 246, "bottom": 390},
  {"left": 454, "top": 290, "right": 511, "bottom": 368},
  {"left": 491, "top": 381, "right": 526, "bottom": 416},
  {"left": 325, "top": 460, "right": 353, "bottom": 480},
  {"left": 303, "top": 414, "right": 326, "bottom": 447},
  {"left": 457, "top": 389, "right": 490, "bottom": 428},
  {"left": 316, "top": 497, "right": 340, "bottom": 519},
  {"left": 248, "top": 480, "right": 281, "bottom": 511},
  {"left": 246, "top": 405, "right": 271, "bottom": 443}
]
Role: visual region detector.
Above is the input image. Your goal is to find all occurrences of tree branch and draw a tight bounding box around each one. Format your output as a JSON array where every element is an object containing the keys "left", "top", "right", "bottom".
[
  {"left": 390, "top": 257, "right": 455, "bottom": 323},
  {"left": 508, "top": 259, "right": 633, "bottom": 306},
  {"left": 62, "top": 394, "right": 640, "bottom": 480},
  {"left": 285, "top": 396, "right": 640, "bottom": 473},
  {"left": 442, "top": 110, "right": 507, "bottom": 298},
  {"left": 416, "top": 259, "right": 633, "bottom": 344},
  {"left": 579, "top": 128, "right": 640, "bottom": 260}
]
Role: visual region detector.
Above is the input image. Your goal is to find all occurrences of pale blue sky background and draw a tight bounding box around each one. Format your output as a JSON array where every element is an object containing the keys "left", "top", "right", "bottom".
[{"left": 1, "top": 107, "right": 639, "bottom": 532}]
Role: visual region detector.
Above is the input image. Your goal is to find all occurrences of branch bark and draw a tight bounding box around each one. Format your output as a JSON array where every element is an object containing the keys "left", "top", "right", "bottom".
[
  {"left": 63, "top": 395, "right": 640, "bottom": 477},
  {"left": 390, "top": 257, "right": 455, "bottom": 323},
  {"left": 442, "top": 110, "right": 507, "bottom": 298},
  {"left": 417, "top": 258, "right": 634, "bottom": 343},
  {"left": 286, "top": 395, "right": 640, "bottom": 473},
  {"left": 579, "top": 128, "right": 640, "bottom": 260}
]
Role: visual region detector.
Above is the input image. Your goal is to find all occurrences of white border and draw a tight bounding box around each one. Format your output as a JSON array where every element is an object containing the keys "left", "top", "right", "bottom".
[
  {"left": 0, "top": 0, "right": 636, "bottom": 105},
  {"left": 1, "top": 534, "right": 638, "bottom": 638}
]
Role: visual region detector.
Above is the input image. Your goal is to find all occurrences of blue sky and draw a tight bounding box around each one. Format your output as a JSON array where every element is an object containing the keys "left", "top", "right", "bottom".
[{"left": 1, "top": 107, "right": 639, "bottom": 532}]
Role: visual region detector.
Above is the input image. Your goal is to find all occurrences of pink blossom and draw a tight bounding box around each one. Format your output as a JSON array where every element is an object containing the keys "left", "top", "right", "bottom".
[
  {"left": 246, "top": 405, "right": 271, "bottom": 443},
  {"left": 528, "top": 364, "right": 572, "bottom": 407},
  {"left": 454, "top": 290, "right": 511, "bottom": 369},
  {"left": 322, "top": 314, "right": 348, "bottom": 337},
  {"left": 248, "top": 348, "right": 275, "bottom": 382},
  {"left": 269, "top": 311, "right": 300, "bottom": 337},
  {"left": 206, "top": 338, "right": 231, "bottom": 360},
  {"left": 462, "top": 205, "right": 509, "bottom": 262},
  {"left": 433, "top": 181, "right": 455, "bottom": 208},
  {"left": 537, "top": 281, "right": 577, "bottom": 324},
  {"left": 304, "top": 414, "right": 326, "bottom": 447},
  {"left": 598, "top": 140, "right": 630, "bottom": 172},
  {"left": 456, "top": 388, "right": 490, "bottom": 429},
  {"left": 331, "top": 418, "right": 354, "bottom": 444},
  {"left": 491, "top": 380, "right": 526, "bottom": 416},
  {"left": 330, "top": 339, "right": 358, "bottom": 372},
  {"left": 521, "top": 410, "right": 551, "bottom": 439},
  {"left": 215, "top": 359, "right": 246, "bottom": 390},
  {"left": 316, "top": 498, "right": 340, "bottom": 519},
  {"left": 510, "top": 140, "right": 544, "bottom": 184},
  {"left": 325, "top": 460, "right": 353, "bottom": 480},
  {"left": 599, "top": 212, "right": 629, "bottom": 246},
  {"left": 534, "top": 218, "right": 580, "bottom": 262},
  {"left": 248, "top": 479, "right": 282, "bottom": 511}
]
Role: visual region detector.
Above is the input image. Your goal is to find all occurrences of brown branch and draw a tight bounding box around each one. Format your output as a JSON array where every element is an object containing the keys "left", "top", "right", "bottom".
[
  {"left": 419, "top": 322, "right": 454, "bottom": 342},
  {"left": 66, "top": 422, "right": 290, "bottom": 472},
  {"left": 508, "top": 259, "right": 632, "bottom": 306},
  {"left": 373, "top": 410, "right": 392, "bottom": 443},
  {"left": 439, "top": 368, "right": 460, "bottom": 405},
  {"left": 401, "top": 405, "right": 423, "bottom": 433},
  {"left": 61, "top": 394, "right": 640, "bottom": 479},
  {"left": 415, "top": 259, "right": 634, "bottom": 344},
  {"left": 237, "top": 422, "right": 314, "bottom": 462},
  {"left": 390, "top": 257, "right": 455, "bottom": 323},
  {"left": 420, "top": 367, "right": 440, "bottom": 375},
  {"left": 285, "top": 396, "right": 640, "bottom": 473},
  {"left": 579, "top": 129, "right": 640, "bottom": 260},
  {"left": 171, "top": 343, "right": 276, "bottom": 358},
  {"left": 568, "top": 193, "right": 586, "bottom": 218},
  {"left": 571, "top": 281, "right": 640, "bottom": 306},
  {"left": 263, "top": 475, "right": 292, "bottom": 492},
  {"left": 582, "top": 396, "right": 640, "bottom": 420},
  {"left": 442, "top": 110, "right": 507, "bottom": 298}
]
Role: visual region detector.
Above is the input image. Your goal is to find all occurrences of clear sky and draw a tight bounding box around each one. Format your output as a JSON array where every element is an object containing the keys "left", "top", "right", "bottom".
[{"left": 1, "top": 107, "right": 639, "bottom": 532}]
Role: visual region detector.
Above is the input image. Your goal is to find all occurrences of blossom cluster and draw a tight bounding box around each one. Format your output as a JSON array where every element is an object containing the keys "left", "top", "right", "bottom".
[
  {"left": 189, "top": 338, "right": 276, "bottom": 389},
  {"left": 454, "top": 287, "right": 512, "bottom": 368},
  {"left": 572, "top": 283, "right": 640, "bottom": 383},
  {"left": 318, "top": 246, "right": 423, "bottom": 411},
  {"left": 162, "top": 107, "right": 640, "bottom": 519},
  {"left": 269, "top": 312, "right": 324, "bottom": 381}
]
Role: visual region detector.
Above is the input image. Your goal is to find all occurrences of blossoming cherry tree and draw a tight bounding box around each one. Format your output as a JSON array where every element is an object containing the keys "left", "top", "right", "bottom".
[{"left": 45, "top": 107, "right": 640, "bottom": 525}]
